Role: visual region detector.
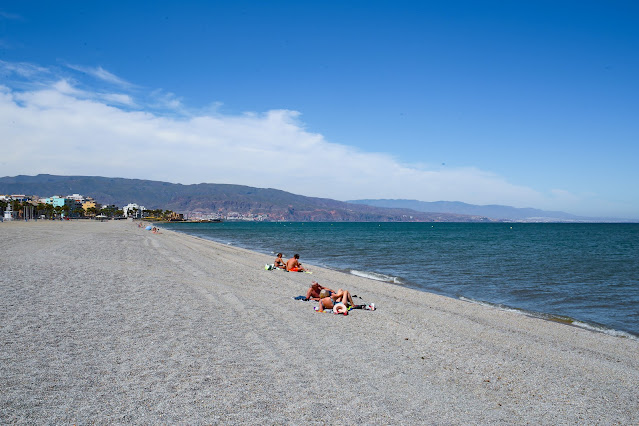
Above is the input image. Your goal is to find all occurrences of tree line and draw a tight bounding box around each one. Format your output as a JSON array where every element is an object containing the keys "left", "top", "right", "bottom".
[
  {"left": 0, "top": 200, "right": 181, "bottom": 221},
  {"left": 0, "top": 200, "right": 120, "bottom": 220}
]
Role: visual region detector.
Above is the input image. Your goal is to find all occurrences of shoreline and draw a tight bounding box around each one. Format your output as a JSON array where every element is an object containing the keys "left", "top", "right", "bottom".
[
  {"left": 1, "top": 219, "right": 638, "bottom": 423},
  {"left": 161, "top": 222, "right": 639, "bottom": 341}
]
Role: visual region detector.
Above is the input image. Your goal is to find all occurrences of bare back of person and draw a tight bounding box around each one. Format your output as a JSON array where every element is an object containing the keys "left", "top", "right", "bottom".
[
  {"left": 286, "top": 254, "right": 305, "bottom": 272},
  {"left": 274, "top": 253, "right": 286, "bottom": 269},
  {"left": 306, "top": 281, "right": 336, "bottom": 301}
]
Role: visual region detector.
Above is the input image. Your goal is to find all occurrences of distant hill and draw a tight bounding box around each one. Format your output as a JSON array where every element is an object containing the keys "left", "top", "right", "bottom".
[
  {"left": 348, "top": 199, "right": 591, "bottom": 221},
  {"left": 0, "top": 174, "right": 493, "bottom": 222}
]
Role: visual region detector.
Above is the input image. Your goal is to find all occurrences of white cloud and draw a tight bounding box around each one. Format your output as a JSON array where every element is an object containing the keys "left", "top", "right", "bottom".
[
  {"left": 1, "top": 61, "right": 605, "bottom": 215},
  {"left": 149, "top": 89, "right": 184, "bottom": 111},
  {"left": 52, "top": 79, "right": 83, "bottom": 96},
  {"left": 66, "top": 64, "right": 133, "bottom": 88},
  {"left": 101, "top": 93, "right": 136, "bottom": 107},
  {"left": 0, "top": 60, "right": 50, "bottom": 79}
]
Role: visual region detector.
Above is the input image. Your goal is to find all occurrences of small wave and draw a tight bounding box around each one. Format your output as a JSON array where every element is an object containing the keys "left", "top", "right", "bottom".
[
  {"left": 458, "top": 297, "right": 525, "bottom": 315},
  {"left": 459, "top": 297, "right": 638, "bottom": 340},
  {"left": 350, "top": 270, "right": 403, "bottom": 284},
  {"left": 569, "top": 320, "right": 638, "bottom": 340}
]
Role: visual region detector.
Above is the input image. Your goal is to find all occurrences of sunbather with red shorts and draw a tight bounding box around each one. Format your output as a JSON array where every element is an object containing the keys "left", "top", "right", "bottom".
[{"left": 286, "top": 254, "right": 306, "bottom": 272}]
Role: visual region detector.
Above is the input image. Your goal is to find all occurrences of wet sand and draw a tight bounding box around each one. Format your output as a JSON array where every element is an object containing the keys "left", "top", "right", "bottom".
[{"left": 1, "top": 219, "right": 637, "bottom": 424}]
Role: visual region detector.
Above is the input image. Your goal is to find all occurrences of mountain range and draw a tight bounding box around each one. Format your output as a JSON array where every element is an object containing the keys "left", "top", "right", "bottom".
[
  {"left": 0, "top": 174, "right": 616, "bottom": 222},
  {"left": 0, "top": 174, "right": 489, "bottom": 222},
  {"left": 347, "top": 199, "right": 591, "bottom": 221}
]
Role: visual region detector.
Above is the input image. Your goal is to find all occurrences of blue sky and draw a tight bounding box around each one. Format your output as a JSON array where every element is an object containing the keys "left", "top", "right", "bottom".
[{"left": 1, "top": 1, "right": 638, "bottom": 218}]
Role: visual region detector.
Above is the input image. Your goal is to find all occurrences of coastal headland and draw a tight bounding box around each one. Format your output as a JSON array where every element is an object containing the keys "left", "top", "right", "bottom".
[{"left": 1, "top": 220, "right": 637, "bottom": 423}]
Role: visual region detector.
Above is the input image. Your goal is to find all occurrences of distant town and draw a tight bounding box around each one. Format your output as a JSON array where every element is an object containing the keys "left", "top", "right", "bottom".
[{"left": 0, "top": 193, "right": 259, "bottom": 222}]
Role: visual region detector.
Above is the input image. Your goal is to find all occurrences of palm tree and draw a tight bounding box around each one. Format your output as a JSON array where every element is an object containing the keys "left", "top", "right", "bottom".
[
  {"left": 37, "top": 203, "right": 47, "bottom": 218},
  {"left": 11, "top": 200, "right": 23, "bottom": 219},
  {"left": 38, "top": 203, "right": 54, "bottom": 219},
  {"left": 73, "top": 204, "right": 84, "bottom": 217},
  {"left": 45, "top": 203, "right": 54, "bottom": 219}
]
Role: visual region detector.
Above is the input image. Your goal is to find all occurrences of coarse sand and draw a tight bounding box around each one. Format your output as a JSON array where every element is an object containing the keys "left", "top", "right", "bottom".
[{"left": 1, "top": 219, "right": 637, "bottom": 424}]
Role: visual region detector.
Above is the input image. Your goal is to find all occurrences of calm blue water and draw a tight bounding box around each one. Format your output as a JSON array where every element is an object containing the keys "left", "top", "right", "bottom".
[{"left": 160, "top": 222, "right": 639, "bottom": 338}]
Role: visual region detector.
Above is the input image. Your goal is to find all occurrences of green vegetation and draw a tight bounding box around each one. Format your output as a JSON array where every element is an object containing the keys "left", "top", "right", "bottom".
[{"left": 0, "top": 199, "right": 129, "bottom": 220}]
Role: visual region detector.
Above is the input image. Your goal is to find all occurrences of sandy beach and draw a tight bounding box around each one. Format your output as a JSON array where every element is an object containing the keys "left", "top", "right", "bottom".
[{"left": 1, "top": 219, "right": 637, "bottom": 424}]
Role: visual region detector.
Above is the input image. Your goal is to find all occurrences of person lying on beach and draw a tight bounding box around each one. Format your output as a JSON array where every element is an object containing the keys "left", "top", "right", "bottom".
[
  {"left": 317, "top": 288, "right": 355, "bottom": 312},
  {"left": 306, "top": 281, "right": 335, "bottom": 301},
  {"left": 286, "top": 254, "right": 306, "bottom": 272},
  {"left": 273, "top": 253, "right": 286, "bottom": 269}
]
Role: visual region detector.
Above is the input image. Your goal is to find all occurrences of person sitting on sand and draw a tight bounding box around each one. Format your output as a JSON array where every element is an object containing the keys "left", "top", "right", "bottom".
[
  {"left": 274, "top": 253, "right": 286, "bottom": 269},
  {"left": 286, "top": 254, "right": 306, "bottom": 272},
  {"left": 317, "top": 288, "right": 355, "bottom": 312},
  {"left": 306, "top": 281, "right": 335, "bottom": 301}
]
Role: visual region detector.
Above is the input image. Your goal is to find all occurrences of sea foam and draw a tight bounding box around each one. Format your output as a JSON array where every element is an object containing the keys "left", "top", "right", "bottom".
[
  {"left": 459, "top": 296, "right": 638, "bottom": 341},
  {"left": 350, "top": 269, "right": 403, "bottom": 284}
]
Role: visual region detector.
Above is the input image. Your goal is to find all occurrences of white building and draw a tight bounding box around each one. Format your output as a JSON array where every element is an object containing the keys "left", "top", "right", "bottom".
[
  {"left": 123, "top": 203, "right": 146, "bottom": 218},
  {"left": 66, "top": 193, "right": 85, "bottom": 202},
  {"left": 3, "top": 203, "right": 14, "bottom": 221}
]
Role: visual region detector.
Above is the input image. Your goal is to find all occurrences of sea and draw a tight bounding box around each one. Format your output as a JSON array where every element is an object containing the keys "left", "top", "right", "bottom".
[{"left": 160, "top": 221, "right": 639, "bottom": 339}]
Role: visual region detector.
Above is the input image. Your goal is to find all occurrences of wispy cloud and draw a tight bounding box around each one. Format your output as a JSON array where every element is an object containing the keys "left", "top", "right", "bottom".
[
  {"left": 2, "top": 60, "right": 618, "bottom": 216},
  {"left": 66, "top": 64, "right": 134, "bottom": 88},
  {"left": 0, "top": 62, "right": 141, "bottom": 109},
  {"left": 149, "top": 89, "right": 184, "bottom": 112},
  {"left": 0, "top": 60, "right": 50, "bottom": 78},
  {"left": 101, "top": 93, "right": 136, "bottom": 107}
]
